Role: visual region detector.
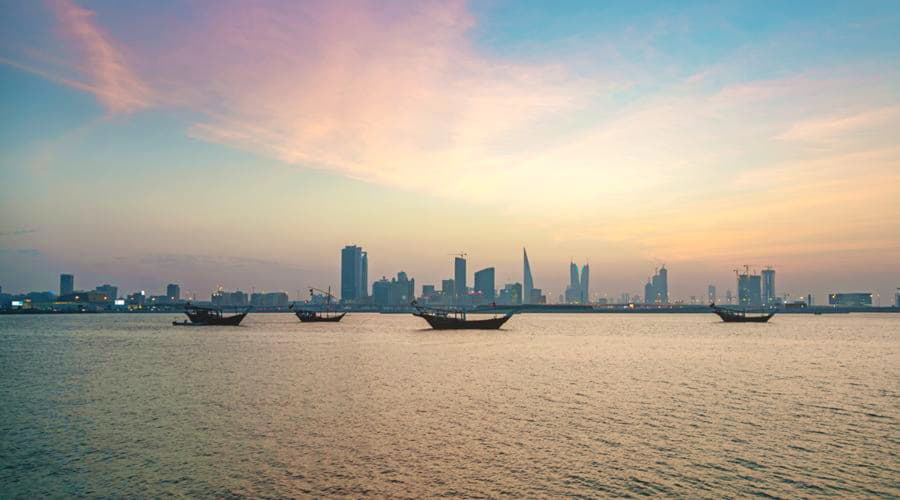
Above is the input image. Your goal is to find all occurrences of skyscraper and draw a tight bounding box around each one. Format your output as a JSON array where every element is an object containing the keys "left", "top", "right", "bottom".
[
  {"left": 60, "top": 274, "right": 74, "bottom": 296},
  {"left": 708, "top": 285, "right": 716, "bottom": 303},
  {"left": 166, "top": 283, "right": 180, "bottom": 301},
  {"left": 442, "top": 279, "right": 455, "bottom": 301},
  {"left": 340, "top": 245, "right": 366, "bottom": 302},
  {"left": 580, "top": 264, "right": 590, "bottom": 304},
  {"left": 474, "top": 267, "right": 496, "bottom": 303},
  {"left": 361, "top": 252, "right": 368, "bottom": 298},
  {"left": 454, "top": 256, "right": 467, "bottom": 305},
  {"left": 523, "top": 248, "right": 534, "bottom": 305},
  {"left": 643, "top": 266, "right": 668, "bottom": 304},
  {"left": 737, "top": 270, "right": 762, "bottom": 307},
  {"left": 762, "top": 268, "right": 775, "bottom": 305},
  {"left": 657, "top": 266, "right": 668, "bottom": 303},
  {"left": 569, "top": 262, "right": 580, "bottom": 291}
]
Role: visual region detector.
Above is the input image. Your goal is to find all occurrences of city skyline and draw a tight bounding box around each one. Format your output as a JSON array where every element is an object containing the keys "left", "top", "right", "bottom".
[
  {"left": 3, "top": 248, "right": 894, "bottom": 308},
  {"left": 1, "top": 1, "right": 899, "bottom": 300}
]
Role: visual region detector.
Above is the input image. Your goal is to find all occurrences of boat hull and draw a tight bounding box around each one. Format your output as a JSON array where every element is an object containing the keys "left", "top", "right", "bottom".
[
  {"left": 712, "top": 310, "right": 775, "bottom": 323},
  {"left": 415, "top": 313, "right": 512, "bottom": 330},
  {"left": 174, "top": 312, "right": 247, "bottom": 326},
  {"left": 296, "top": 312, "right": 346, "bottom": 323}
]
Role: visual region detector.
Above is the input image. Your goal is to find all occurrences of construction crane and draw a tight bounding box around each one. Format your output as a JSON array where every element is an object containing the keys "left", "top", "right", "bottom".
[
  {"left": 448, "top": 252, "right": 468, "bottom": 260},
  {"left": 733, "top": 264, "right": 753, "bottom": 277}
]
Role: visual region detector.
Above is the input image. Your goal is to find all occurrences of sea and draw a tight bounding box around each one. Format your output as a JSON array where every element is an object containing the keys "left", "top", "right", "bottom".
[{"left": 1, "top": 313, "right": 897, "bottom": 497}]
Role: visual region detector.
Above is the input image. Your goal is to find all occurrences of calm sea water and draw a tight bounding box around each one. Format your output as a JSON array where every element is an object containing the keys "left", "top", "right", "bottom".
[{"left": 1, "top": 313, "right": 897, "bottom": 497}]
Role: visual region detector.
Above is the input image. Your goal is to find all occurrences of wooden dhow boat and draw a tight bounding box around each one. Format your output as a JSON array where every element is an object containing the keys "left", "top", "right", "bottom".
[
  {"left": 173, "top": 304, "right": 249, "bottom": 326},
  {"left": 710, "top": 303, "right": 775, "bottom": 323},
  {"left": 292, "top": 287, "right": 346, "bottom": 323},
  {"left": 412, "top": 301, "right": 514, "bottom": 330}
]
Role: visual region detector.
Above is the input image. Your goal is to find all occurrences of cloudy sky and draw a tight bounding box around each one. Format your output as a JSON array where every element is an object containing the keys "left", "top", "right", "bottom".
[{"left": 1, "top": 0, "right": 898, "bottom": 302}]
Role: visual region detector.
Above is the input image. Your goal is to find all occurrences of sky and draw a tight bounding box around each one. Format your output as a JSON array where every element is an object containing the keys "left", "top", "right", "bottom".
[{"left": 1, "top": 0, "right": 899, "bottom": 303}]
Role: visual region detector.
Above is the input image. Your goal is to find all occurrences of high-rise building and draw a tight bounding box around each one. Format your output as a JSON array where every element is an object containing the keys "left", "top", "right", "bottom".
[
  {"left": 895, "top": 288, "right": 900, "bottom": 307},
  {"left": 725, "top": 289, "right": 733, "bottom": 304},
  {"left": 523, "top": 248, "right": 534, "bottom": 305},
  {"left": 474, "top": 267, "right": 496, "bottom": 303},
  {"left": 95, "top": 284, "right": 118, "bottom": 301},
  {"left": 60, "top": 274, "right": 74, "bottom": 296},
  {"left": 569, "top": 262, "right": 580, "bottom": 291},
  {"left": 580, "top": 264, "right": 590, "bottom": 304},
  {"left": 340, "top": 245, "right": 366, "bottom": 302},
  {"left": 657, "top": 266, "right": 668, "bottom": 303},
  {"left": 737, "top": 270, "right": 762, "bottom": 307},
  {"left": 372, "top": 272, "right": 414, "bottom": 307},
  {"left": 441, "top": 279, "right": 456, "bottom": 300},
  {"left": 708, "top": 285, "right": 716, "bottom": 303},
  {"left": 762, "top": 268, "right": 775, "bottom": 305},
  {"left": 361, "top": 252, "right": 368, "bottom": 298},
  {"left": 454, "top": 256, "right": 466, "bottom": 304},
  {"left": 644, "top": 266, "right": 668, "bottom": 304},
  {"left": 166, "top": 283, "right": 180, "bottom": 301},
  {"left": 565, "top": 261, "right": 582, "bottom": 304},
  {"left": 499, "top": 283, "right": 523, "bottom": 305}
]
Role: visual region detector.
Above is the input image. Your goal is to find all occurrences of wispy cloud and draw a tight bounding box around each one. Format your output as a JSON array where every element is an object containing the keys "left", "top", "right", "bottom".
[
  {"left": 778, "top": 105, "right": 900, "bottom": 143},
  {"left": 44, "top": 0, "right": 151, "bottom": 113}
]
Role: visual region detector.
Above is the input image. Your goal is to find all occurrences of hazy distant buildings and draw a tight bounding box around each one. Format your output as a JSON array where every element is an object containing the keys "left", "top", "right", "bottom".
[
  {"left": 95, "top": 284, "right": 118, "bottom": 301},
  {"left": 762, "top": 268, "right": 776, "bottom": 305},
  {"left": 441, "top": 279, "right": 454, "bottom": 301},
  {"left": 454, "top": 257, "right": 467, "bottom": 305},
  {"left": 341, "top": 245, "right": 368, "bottom": 302},
  {"left": 895, "top": 288, "right": 900, "bottom": 307},
  {"left": 523, "top": 249, "right": 534, "bottom": 304},
  {"left": 737, "top": 270, "right": 762, "bottom": 307},
  {"left": 60, "top": 274, "right": 74, "bottom": 296},
  {"left": 564, "top": 262, "right": 590, "bottom": 304},
  {"left": 166, "top": 283, "right": 180, "bottom": 301},
  {"left": 708, "top": 285, "right": 716, "bottom": 304},
  {"left": 644, "top": 266, "right": 668, "bottom": 304},
  {"left": 725, "top": 289, "right": 733, "bottom": 304},
  {"left": 581, "top": 264, "right": 590, "bottom": 304},
  {"left": 828, "top": 292, "right": 872, "bottom": 307},
  {"left": 250, "top": 292, "right": 288, "bottom": 307},
  {"left": 499, "top": 283, "right": 523, "bottom": 305},
  {"left": 373, "top": 272, "right": 415, "bottom": 307},
  {"left": 474, "top": 267, "right": 495, "bottom": 303},
  {"left": 212, "top": 290, "right": 247, "bottom": 307}
]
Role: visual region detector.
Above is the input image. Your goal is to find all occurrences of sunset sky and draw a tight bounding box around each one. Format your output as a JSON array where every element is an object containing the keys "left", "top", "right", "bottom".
[{"left": 1, "top": 0, "right": 899, "bottom": 302}]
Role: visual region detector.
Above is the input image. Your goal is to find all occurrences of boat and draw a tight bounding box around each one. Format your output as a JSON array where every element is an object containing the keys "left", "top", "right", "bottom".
[
  {"left": 292, "top": 287, "right": 346, "bottom": 323},
  {"left": 412, "top": 301, "right": 514, "bottom": 330},
  {"left": 709, "top": 303, "right": 775, "bottom": 323},
  {"left": 295, "top": 310, "right": 346, "bottom": 322},
  {"left": 173, "top": 304, "right": 248, "bottom": 326}
]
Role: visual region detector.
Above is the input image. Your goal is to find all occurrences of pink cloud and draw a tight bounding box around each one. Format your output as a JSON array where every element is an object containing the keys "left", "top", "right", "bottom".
[
  {"left": 46, "top": 0, "right": 151, "bottom": 113},
  {"left": 778, "top": 105, "right": 900, "bottom": 142}
]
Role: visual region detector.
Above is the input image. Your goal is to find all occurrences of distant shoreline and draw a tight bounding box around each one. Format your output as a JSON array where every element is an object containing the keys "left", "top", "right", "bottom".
[{"left": 2, "top": 307, "right": 899, "bottom": 316}]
